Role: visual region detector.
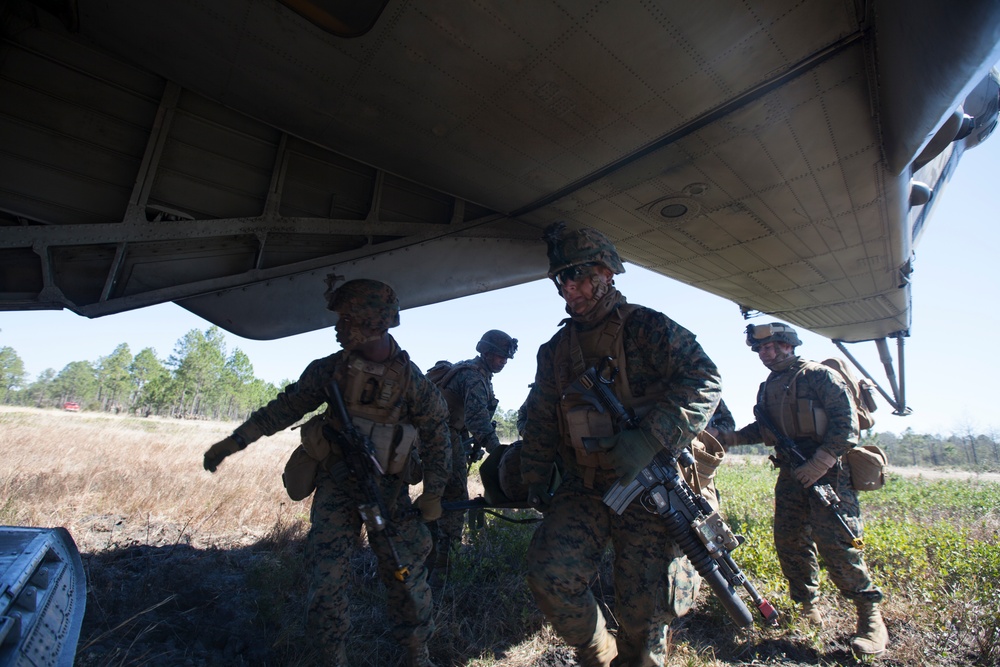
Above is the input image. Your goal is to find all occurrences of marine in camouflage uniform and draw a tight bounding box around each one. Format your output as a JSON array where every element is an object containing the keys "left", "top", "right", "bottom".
[
  {"left": 723, "top": 322, "right": 887, "bottom": 656},
  {"left": 520, "top": 223, "right": 721, "bottom": 667},
  {"left": 428, "top": 330, "right": 517, "bottom": 571},
  {"left": 202, "top": 278, "right": 450, "bottom": 667}
]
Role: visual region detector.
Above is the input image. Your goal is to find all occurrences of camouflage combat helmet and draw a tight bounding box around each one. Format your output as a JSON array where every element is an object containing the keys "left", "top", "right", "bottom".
[
  {"left": 542, "top": 221, "right": 625, "bottom": 278},
  {"left": 326, "top": 277, "right": 400, "bottom": 330},
  {"left": 745, "top": 322, "right": 801, "bottom": 352},
  {"left": 476, "top": 329, "right": 518, "bottom": 359}
]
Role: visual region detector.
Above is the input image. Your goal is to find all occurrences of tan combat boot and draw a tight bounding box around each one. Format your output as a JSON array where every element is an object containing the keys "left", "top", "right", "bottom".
[
  {"left": 801, "top": 600, "right": 824, "bottom": 627},
  {"left": 575, "top": 611, "right": 618, "bottom": 667},
  {"left": 851, "top": 600, "right": 888, "bottom": 656}
]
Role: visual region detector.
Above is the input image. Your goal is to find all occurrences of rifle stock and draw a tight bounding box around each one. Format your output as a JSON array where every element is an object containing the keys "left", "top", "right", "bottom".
[
  {"left": 753, "top": 405, "right": 865, "bottom": 549},
  {"left": 325, "top": 380, "right": 412, "bottom": 582},
  {"left": 576, "top": 358, "right": 778, "bottom": 627}
]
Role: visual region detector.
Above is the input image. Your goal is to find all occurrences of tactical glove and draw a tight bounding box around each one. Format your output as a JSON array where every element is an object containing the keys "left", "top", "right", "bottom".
[
  {"left": 596, "top": 428, "right": 662, "bottom": 484},
  {"left": 203, "top": 436, "right": 242, "bottom": 473},
  {"left": 415, "top": 492, "right": 443, "bottom": 522},
  {"left": 527, "top": 482, "right": 553, "bottom": 513},
  {"left": 793, "top": 448, "right": 838, "bottom": 487}
]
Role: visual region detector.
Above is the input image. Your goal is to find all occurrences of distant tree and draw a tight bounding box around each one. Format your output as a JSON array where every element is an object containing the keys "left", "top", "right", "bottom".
[
  {"left": 130, "top": 348, "right": 171, "bottom": 416},
  {"left": 220, "top": 348, "right": 255, "bottom": 420},
  {"left": 0, "top": 346, "right": 27, "bottom": 404},
  {"left": 25, "top": 368, "right": 57, "bottom": 408},
  {"left": 494, "top": 407, "right": 519, "bottom": 443},
  {"left": 96, "top": 343, "right": 133, "bottom": 413},
  {"left": 169, "top": 327, "right": 227, "bottom": 417},
  {"left": 52, "top": 361, "right": 98, "bottom": 407}
]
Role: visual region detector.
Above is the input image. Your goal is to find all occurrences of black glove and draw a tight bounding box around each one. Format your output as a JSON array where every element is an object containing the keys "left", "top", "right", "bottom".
[
  {"left": 203, "top": 436, "right": 242, "bottom": 472},
  {"left": 595, "top": 428, "right": 662, "bottom": 483}
]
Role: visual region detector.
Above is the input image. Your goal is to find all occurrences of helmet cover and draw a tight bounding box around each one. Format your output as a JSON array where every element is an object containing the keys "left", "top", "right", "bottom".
[
  {"left": 543, "top": 221, "right": 625, "bottom": 278},
  {"left": 326, "top": 277, "right": 400, "bottom": 330},
  {"left": 476, "top": 329, "right": 518, "bottom": 358}
]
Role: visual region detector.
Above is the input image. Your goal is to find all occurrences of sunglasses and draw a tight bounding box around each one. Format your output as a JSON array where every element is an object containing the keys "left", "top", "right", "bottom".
[{"left": 553, "top": 262, "right": 600, "bottom": 287}]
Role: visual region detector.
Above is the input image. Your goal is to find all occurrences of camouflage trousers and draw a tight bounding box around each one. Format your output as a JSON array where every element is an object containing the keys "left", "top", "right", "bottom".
[
  {"left": 305, "top": 465, "right": 434, "bottom": 660},
  {"left": 525, "top": 481, "right": 677, "bottom": 664},
  {"left": 435, "top": 427, "right": 470, "bottom": 543},
  {"left": 773, "top": 465, "right": 882, "bottom": 603}
]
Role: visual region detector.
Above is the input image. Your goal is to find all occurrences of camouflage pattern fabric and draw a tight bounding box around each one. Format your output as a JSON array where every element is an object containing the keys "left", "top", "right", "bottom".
[
  {"left": 325, "top": 277, "right": 401, "bottom": 329},
  {"left": 521, "top": 298, "right": 721, "bottom": 659},
  {"left": 709, "top": 398, "right": 735, "bottom": 432},
  {"left": 437, "top": 357, "right": 500, "bottom": 543},
  {"left": 229, "top": 336, "right": 450, "bottom": 659},
  {"left": 543, "top": 222, "right": 626, "bottom": 276},
  {"left": 731, "top": 356, "right": 858, "bottom": 459},
  {"left": 306, "top": 466, "right": 434, "bottom": 658},
  {"left": 731, "top": 356, "right": 881, "bottom": 604},
  {"left": 772, "top": 464, "right": 880, "bottom": 603},
  {"left": 521, "top": 304, "right": 721, "bottom": 487},
  {"left": 524, "top": 479, "right": 676, "bottom": 663}
]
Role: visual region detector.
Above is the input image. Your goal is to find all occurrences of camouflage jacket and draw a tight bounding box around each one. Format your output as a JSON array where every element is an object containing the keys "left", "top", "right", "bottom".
[
  {"left": 710, "top": 398, "right": 736, "bottom": 433},
  {"left": 443, "top": 356, "right": 501, "bottom": 453},
  {"left": 232, "top": 335, "right": 452, "bottom": 496},
  {"left": 521, "top": 302, "right": 721, "bottom": 489},
  {"left": 732, "top": 356, "right": 858, "bottom": 459}
]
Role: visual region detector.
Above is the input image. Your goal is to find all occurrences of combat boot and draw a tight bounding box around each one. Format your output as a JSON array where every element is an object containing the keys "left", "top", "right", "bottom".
[
  {"left": 406, "top": 643, "right": 437, "bottom": 667},
  {"left": 575, "top": 615, "right": 618, "bottom": 667},
  {"left": 801, "top": 600, "right": 824, "bottom": 627},
  {"left": 851, "top": 600, "right": 888, "bottom": 656}
]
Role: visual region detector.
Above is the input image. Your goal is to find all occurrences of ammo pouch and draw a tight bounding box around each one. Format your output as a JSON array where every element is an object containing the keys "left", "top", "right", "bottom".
[
  {"left": 563, "top": 405, "right": 615, "bottom": 469},
  {"left": 352, "top": 416, "right": 420, "bottom": 477},
  {"left": 845, "top": 444, "right": 887, "bottom": 491},
  {"left": 283, "top": 445, "right": 320, "bottom": 501},
  {"left": 685, "top": 431, "right": 726, "bottom": 510},
  {"left": 282, "top": 414, "right": 337, "bottom": 502},
  {"left": 794, "top": 398, "right": 828, "bottom": 441}
]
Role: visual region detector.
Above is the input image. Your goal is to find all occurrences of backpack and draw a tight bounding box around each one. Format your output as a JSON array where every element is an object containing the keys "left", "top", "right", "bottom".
[
  {"left": 815, "top": 357, "right": 878, "bottom": 431},
  {"left": 425, "top": 359, "right": 460, "bottom": 388},
  {"left": 793, "top": 357, "right": 887, "bottom": 491},
  {"left": 425, "top": 360, "right": 477, "bottom": 427}
]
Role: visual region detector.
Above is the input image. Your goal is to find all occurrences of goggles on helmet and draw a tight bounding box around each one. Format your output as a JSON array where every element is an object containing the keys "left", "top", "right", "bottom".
[
  {"left": 745, "top": 322, "right": 801, "bottom": 351},
  {"left": 747, "top": 323, "right": 793, "bottom": 341},
  {"left": 553, "top": 262, "right": 600, "bottom": 287}
]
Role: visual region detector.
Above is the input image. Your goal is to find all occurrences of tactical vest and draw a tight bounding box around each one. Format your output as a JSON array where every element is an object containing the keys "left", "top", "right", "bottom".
[
  {"left": 555, "top": 304, "right": 664, "bottom": 488},
  {"left": 328, "top": 351, "right": 419, "bottom": 475},
  {"left": 756, "top": 359, "right": 828, "bottom": 455}
]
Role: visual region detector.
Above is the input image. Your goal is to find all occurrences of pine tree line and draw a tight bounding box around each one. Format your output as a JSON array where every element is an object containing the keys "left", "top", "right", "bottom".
[
  {"left": 3, "top": 334, "right": 1000, "bottom": 470},
  {"left": 0, "top": 327, "right": 286, "bottom": 421}
]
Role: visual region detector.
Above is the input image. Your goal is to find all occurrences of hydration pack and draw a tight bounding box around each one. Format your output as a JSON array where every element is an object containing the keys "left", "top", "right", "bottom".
[{"left": 815, "top": 357, "right": 877, "bottom": 431}]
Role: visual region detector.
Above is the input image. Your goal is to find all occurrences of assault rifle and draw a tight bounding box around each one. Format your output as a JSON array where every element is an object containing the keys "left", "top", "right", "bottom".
[
  {"left": 325, "top": 381, "right": 411, "bottom": 582},
  {"left": 575, "top": 360, "right": 779, "bottom": 627},
  {"left": 753, "top": 405, "right": 865, "bottom": 549}
]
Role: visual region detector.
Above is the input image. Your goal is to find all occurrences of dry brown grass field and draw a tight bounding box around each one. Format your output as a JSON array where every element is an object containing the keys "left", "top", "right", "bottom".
[{"left": 2, "top": 406, "right": 997, "bottom": 666}]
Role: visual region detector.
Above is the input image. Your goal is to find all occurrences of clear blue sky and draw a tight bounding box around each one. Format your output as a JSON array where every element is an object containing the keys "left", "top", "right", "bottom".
[{"left": 2, "top": 139, "right": 998, "bottom": 437}]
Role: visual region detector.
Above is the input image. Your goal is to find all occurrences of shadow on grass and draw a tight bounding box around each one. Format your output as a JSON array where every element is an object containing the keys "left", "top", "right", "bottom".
[{"left": 73, "top": 513, "right": 552, "bottom": 667}]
